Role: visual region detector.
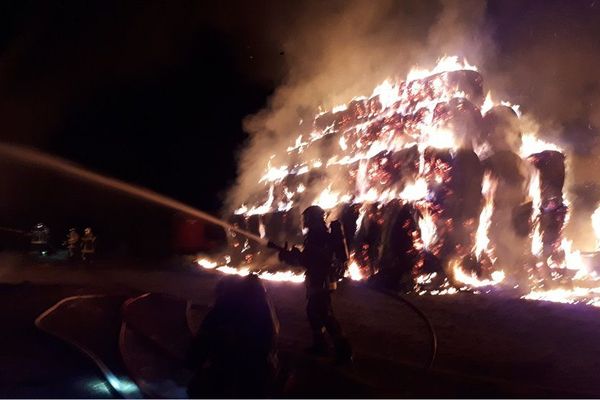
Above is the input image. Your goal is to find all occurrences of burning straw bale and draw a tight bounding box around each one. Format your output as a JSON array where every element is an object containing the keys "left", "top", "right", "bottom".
[{"left": 219, "top": 56, "right": 600, "bottom": 306}]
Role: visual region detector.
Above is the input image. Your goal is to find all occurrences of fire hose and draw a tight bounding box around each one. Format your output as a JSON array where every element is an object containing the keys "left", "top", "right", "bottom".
[
  {"left": 0, "top": 140, "right": 437, "bottom": 371},
  {"left": 267, "top": 240, "right": 437, "bottom": 371},
  {"left": 371, "top": 287, "right": 437, "bottom": 371}
]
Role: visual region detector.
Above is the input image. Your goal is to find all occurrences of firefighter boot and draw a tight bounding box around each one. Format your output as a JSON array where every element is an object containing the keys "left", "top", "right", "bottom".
[{"left": 306, "top": 328, "right": 329, "bottom": 356}]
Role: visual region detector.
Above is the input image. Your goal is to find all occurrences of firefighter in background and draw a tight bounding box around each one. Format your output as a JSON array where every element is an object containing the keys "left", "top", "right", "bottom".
[
  {"left": 30, "top": 223, "right": 49, "bottom": 256},
  {"left": 64, "top": 228, "right": 80, "bottom": 260},
  {"left": 275, "top": 205, "right": 353, "bottom": 363},
  {"left": 80, "top": 227, "right": 96, "bottom": 262}
]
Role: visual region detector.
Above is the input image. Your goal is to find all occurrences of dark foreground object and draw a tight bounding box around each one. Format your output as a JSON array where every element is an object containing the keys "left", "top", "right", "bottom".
[{"left": 2, "top": 272, "right": 600, "bottom": 398}]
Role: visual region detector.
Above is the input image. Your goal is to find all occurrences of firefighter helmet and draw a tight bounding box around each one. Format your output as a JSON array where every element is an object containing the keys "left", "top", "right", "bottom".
[{"left": 302, "top": 205, "right": 326, "bottom": 229}]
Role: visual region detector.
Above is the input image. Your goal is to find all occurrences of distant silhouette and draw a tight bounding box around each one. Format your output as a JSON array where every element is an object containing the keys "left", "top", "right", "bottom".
[
  {"left": 186, "top": 274, "right": 280, "bottom": 397},
  {"left": 64, "top": 228, "right": 80, "bottom": 260},
  {"left": 29, "top": 223, "right": 49, "bottom": 256},
  {"left": 80, "top": 227, "right": 96, "bottom": 262}
]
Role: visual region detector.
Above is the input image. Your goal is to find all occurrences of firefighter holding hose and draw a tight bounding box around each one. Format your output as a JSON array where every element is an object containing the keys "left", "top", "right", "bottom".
[{"left": 272, "top": 205, "right": 353, "bottom": 364}]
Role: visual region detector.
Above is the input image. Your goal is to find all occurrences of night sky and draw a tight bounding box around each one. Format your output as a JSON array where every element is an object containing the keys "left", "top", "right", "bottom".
[
  {"left": 0, "top": 0, "right": 598, "bottom": 255},
  {"left": 0, "top": 1, "right": 285, "bottom": 213}
]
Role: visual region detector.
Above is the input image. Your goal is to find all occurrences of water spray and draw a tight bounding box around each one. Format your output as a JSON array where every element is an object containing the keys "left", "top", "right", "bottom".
[
  {"left": 0, "top": 143, "right": 267, "bottom": 246},
  {"left": 0, "top": 226, "right": 25, "bottom": 234}
]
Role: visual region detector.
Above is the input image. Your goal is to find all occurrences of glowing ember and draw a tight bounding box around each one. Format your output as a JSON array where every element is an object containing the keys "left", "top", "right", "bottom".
[{"left": 416, "top": 272, "right": 438, "bottom": 285}]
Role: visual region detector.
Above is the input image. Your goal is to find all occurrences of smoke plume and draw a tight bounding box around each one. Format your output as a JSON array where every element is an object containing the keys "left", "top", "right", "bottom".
[
  {"left": 228, "top": 0, "right": 490, "bottom": 211},
  {"left": 227, "top": 0, "right": 600, "bottom": 250}
]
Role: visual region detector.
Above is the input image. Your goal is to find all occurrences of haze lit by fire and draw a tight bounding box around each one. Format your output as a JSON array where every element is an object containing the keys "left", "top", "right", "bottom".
[{"left": 197, "top": 56, "right": 600, "bottom": 308}]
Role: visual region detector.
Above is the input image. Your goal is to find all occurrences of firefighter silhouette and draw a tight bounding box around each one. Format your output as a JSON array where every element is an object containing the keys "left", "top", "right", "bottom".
[
  {"left": 64, "top": 228, "right": 80, "bottom": 260},
  {"left": 30, "top": 223, "right": 49, "bottom": 256},
  {"left": 80, "top": 227, "right": 96, "bottom": 262},
  {"left": 277, "top": 205, "right": 353, "bottom": 363}
]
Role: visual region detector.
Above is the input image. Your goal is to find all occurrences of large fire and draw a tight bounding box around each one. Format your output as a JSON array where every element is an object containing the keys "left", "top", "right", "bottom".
[{"left": 199, "top": 56, "right": 600, "bottom": 308}]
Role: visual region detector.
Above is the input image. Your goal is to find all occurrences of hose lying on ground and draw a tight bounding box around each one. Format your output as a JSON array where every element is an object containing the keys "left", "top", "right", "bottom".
[{"left": 365, "top": 286, "right": 438, "bottom": 371}]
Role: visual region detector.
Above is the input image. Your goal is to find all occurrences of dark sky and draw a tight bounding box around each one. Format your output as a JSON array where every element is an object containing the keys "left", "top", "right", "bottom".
[
  {"left": 0, "top": 1, "right": 287, "bottom": 213},
  {"left": 0, "top": 0, "right": 599, "bottom": 217}
]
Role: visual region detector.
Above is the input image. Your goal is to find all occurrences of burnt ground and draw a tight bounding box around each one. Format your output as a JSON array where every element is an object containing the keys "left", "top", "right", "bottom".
[{"left": 1, "top": 253, "right": 600, "bottom": 398}]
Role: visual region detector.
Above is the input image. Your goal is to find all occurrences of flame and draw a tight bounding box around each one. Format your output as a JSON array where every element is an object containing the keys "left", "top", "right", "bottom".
[
  {"left": 196, "top": 257, "right": 304, "bottom": 283},
  {"left": 399, "top": 178, "right": 429, "bottom": 202},
  {"left": 416, "top": 272, "right": 438, "bottom": 285},
  {"left": 418, "top": 208, "right": 437, "bottom": 251},
  {"left": 260, "top": 164, "right": 289, "bottom": 183},
  {"left": 474, "top": 173, "right": 497, "bottom": 260},
  {"left": 480, "top": 91, "right": 521, "bottom": 117},
  {"left": 355, "top": 205, "right": 367, "bottom": 235},
  {"left": 217, "top": 265, "right": 251, "bottom": 276},
  {"left": 592, "top": 207, "right": 600, "bottom": 250},
  {"left": 523, "top": 287, "right": 600, "bottom": 307},
  {"left": 452, "top": 260, "right": 505, "bottom": 288},
  {"left": 346, "top": 257, "right": 365, "bottom": 281},
  {"left": 560, "top": 238, "right": 583, "bottom": 271},
  {"left": 259, "top": 270, "right": 305, "bottom": 283},
  {"left": 520, "top": 133, "right": 563, "bottom": 158},
  {"left": 197, "top": 258, "right": 217, "bottom": 269},
  {"left": 500, "top": 101, "right": 521, "bottom": 118},
  {"left": 407, "top": 56, "right": 477, "bottom": 81},
  {"left": 259, "top": 220, "right": 266, "bottom": 239},
  {"left": 235, "top": 55, "right": 486, "bottom": 218},
  {"left": 332, "top": 103, "right": 348, "bottom": 113},
  {"left": 222, "top": 55, "right": 600, "bottom": 308},
  {"left": 419, "top": 126, "right": 457, "bottom": 150},
  {"left": 313, "top": 185, "right": 351, "bottom": 210},
  {"left": 235, "top": 185, "right": 275, "bottom": 216},
  {"left": 371, "top": 79, "right": 400, "bottom": 109},
  {"left": 529, "top": 169, "right": 543, "bottom": 256},
  {"left": 481, "top": 91, "right": 494, "bottom": 115}
]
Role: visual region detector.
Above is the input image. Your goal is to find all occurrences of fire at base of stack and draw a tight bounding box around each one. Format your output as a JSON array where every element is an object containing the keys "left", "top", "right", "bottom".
[{"left": 199, "top": 56, "right": 600, "bottom": 308}]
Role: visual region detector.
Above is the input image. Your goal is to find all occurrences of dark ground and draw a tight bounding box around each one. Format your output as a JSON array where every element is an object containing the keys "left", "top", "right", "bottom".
[
  {"left": 1, "top": 255, "right": 600, "bottom": 398},
  {"left": 0, "top": 283, "right": 121, "bottom": 398}
]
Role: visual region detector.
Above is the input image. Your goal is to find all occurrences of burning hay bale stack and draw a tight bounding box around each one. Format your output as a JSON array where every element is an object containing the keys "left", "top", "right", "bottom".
[{"left": 227, "top": 57, "right": 582, "bottom": 296}]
